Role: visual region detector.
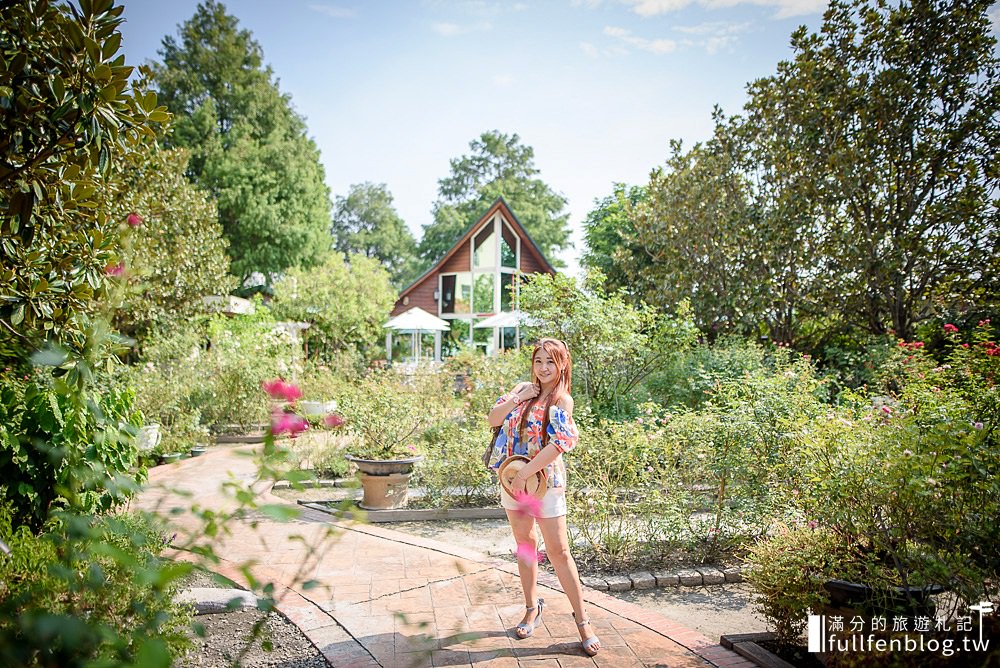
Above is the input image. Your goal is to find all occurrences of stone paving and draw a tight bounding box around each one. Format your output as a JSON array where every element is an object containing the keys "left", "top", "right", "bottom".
[{"left": 135, "top": 445, "right": 758, "bottom": 668}]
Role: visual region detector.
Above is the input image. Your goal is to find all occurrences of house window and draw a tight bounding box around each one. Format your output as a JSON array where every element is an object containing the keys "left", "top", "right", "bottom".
[
  {"left": 501, "top": 224, "right": 517, "bottom": 268},
  {"left": 440, "top": 273, "right": 471, "bottom": 314},
  {"left": 500, "top": 273, "right": 515, "bottom": 312},
  {"left": 472, "top": 317, "right": 494, "bottom": 355},
  {"left": 443, "top": 319, "right": 470, "bottom": 358},
  {"left": 474, "top": 274, "right": 495, "bottom": 314},
  {"left": 501, "top": 327, "right": 518, "bottom": 351},
  {"left": 473, "top": 224, "right": 496, "bottom": 268}
]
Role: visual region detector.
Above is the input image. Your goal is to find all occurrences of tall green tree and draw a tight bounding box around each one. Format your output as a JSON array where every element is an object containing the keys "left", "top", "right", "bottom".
[
  {"left": 0, "top": 0, "right": 166, "bottom": 363},
  {"left": 151, "top": 1, "right": 331, "bottom": 287},
  {"left": 628, "top": 134, "right": 762, "bottom": 337},
  {"left": 110, "top": 148, "right": 235, "bottom": 341},
  {"left": 745, "top": 0, "right": 1000, "bottom": 340},
  {"left": 271, "top": 254, "right": 396, "bottom": 361},
  {"left": 581, "top": 183, "right": 646, "bottom": 300},
  {"left": 419, "top": 131, "right": 571, "bottom": 267},
  {"left": 331, "top": 182, "right": 418, "bottom": 288}
]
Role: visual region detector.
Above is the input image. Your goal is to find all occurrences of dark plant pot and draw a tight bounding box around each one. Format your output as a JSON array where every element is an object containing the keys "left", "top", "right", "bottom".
[
  {"left": 345, "top": 455, "right": 423, "bottom": 476},
  {"left": 159, "top": 452, "right": 183, "bottom": 465},
  {"left": 823, "top": 578, "right": 944, "bottom": 616},
  {"left": 189, "top": 446, "right": 208, "bottom": 457}
]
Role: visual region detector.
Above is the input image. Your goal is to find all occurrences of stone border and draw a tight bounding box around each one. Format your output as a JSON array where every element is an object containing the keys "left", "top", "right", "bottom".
[
  {"left": 581, "top": 565, "right": 744, "bottom": 592},
  {"left": 299, "top": 500, "right": 508, "bottom": 523},
  {"left": 272, "top": 479, "right": 352, "bottom": 490}
]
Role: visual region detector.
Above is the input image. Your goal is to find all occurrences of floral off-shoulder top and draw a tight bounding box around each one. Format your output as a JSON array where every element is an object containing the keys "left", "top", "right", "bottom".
[{"left": 489, "top": 394, "right": 579, "bottom": 489}]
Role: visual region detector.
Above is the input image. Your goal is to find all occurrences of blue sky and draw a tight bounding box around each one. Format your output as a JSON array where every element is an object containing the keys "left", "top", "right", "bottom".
[{"left": 119, "top": 1, "right": 1000, "bottom": 273}]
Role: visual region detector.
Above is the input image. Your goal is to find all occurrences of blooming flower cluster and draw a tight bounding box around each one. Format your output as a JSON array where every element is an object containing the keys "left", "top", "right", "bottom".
[
  {"left": 263, "top": 378, "right": 307, "bottom": 437},
  {"left": 262, "top": 379, "right": 303, "bottom": 403}
]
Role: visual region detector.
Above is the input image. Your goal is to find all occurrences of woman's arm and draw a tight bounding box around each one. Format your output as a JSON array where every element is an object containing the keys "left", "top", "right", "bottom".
[{"left": 487, "top": 382, "right": 538, "bottom": 427}]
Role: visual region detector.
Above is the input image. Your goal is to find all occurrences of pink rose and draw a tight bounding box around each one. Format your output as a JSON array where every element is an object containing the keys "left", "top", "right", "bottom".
[
  {"left": 323, "top": 413, "right": 344, "bottom": 428},
  {"left": 104, "top": 262, "right": 125, "bottom": 277},
  {"left": 943, "top": 323, "right": 959, "bottom": 333},
  {"left": 271, "top": 412, "right": 308, "bottom": 438},
  {"left": 126, "top": 212, "right": 143, "bottom": 227},
  {"left": 262, "top": 379, "right": 303, "bottom": 403}
]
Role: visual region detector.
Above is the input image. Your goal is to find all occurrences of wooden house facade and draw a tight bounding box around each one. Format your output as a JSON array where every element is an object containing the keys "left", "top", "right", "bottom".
[{"left": 389, "top": 199, "right": 556, "bottom": 361}]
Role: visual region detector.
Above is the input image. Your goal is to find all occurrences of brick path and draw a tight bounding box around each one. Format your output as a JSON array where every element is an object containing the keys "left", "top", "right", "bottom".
[{"left": 134, "top": 445, "right": 757, "bottom": 668}]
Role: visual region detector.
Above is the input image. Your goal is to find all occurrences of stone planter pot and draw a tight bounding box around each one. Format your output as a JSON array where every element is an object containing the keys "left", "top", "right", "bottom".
[
  {"left": 159, "top": 452, "right": 183, "bottom": 465},
  {"left": 189, "top": 445, "right": 208, "bottom": 457},
  {"left": 345, "top": 455, "right": 423, "bottom": 510},
  {"left": 138, "top": 424, "right": 162, "bottom": 453},
  {"left": 299, "top": 400, "right": 338, "bottom": 417}
]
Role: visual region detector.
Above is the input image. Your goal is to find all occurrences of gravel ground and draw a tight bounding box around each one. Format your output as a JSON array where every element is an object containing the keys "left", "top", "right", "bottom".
[{"left": 176, "top": 570, "right": 328, "bottom": 668}]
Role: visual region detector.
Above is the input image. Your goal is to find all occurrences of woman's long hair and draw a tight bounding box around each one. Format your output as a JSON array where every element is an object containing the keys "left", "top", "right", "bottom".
[{"left": 518, "top": 338, "right": 572, "bottom": 448}]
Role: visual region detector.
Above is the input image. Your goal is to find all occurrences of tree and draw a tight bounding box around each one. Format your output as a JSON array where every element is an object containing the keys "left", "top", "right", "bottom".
[
  {"left": 581, "top": 183, "right": 646, "bottom": 300},
  {"left": 745, "top": 0, "right": 1000, "bottom": 340},
  {"left": 151, "top": 1, "right": 331, "bottom": 286},
  {"left": 110, "top": 148, "right": 235, "bottom": 340},
  {"left": 270, "top": 254, "right": 396, "bottom": 361},
  {"left": 331, "top": 183, "right": 418, "bottom": 288},
  {"left": 419, "top": 131, "right": 571, "bottom": 267},
  {"left": 627, "top": 134, "right": 762, "bottom": 338},
  {"left": 0, "top": 0, "right": 166, "bottom": 363},
  {"left": 519, "top": 271, "right": 698, "bottom": 417}
]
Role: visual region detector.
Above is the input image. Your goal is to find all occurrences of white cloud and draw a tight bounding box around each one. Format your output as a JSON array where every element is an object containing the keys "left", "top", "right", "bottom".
[
  {"left": 673, "top": 20, "right": 753, "bottom": 36},
  {"left": 307, "top": 4, "right": 356, "bottom": 19},
  {"left": 492, "top": 73, "right": 515, "bottom": 86},
  {"left": 604, "top": 25, "right": 677, "bottom": 53},
  {"left": 989, "top": 4, "right": 1000, "bottom": 35},
  {"left": 622, "top": 0, "right": 826, "bottom": 19},
  {"left": 580, "top": 41, "right": 600, "bottom": 57},
  {"left": 431, "top": 20, "right": 492, "bottom": 36}
]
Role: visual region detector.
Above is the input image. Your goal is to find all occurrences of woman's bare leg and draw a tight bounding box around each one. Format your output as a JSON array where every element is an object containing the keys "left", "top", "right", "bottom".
[
  {"left": 505, "top": 509, "right": 541, "bottom": 633},
  {"left": 537, "top": 515, "right": 601, "bottom": 650}
]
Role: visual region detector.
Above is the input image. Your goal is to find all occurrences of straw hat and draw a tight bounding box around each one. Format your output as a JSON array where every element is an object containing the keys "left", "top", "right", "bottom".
[{"left": 498, "top": 455, "right": 547, "bottom": 500}]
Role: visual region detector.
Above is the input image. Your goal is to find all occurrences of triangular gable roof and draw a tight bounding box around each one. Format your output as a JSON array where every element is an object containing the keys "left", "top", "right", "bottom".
[{"left": 397, "top": 198, "right": 556, "bottom": 303}]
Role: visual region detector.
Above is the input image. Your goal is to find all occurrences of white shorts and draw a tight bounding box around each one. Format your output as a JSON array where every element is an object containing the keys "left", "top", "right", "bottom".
[{"left": 500, "top": 485, "right": 567, "bottom": 519}]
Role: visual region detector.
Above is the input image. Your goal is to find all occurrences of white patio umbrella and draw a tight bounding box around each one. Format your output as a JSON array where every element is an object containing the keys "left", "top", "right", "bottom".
[
  {"left": 472, "top": 310, "right": 536, "bottom": 329},
  {"left": 384, "top": 307, "right": 450, "bottom": 362}
]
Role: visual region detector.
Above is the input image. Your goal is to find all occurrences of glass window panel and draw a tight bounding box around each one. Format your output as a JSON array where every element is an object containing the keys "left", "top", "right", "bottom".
[
  {"left": 501, "top": 225, "right": 516, "bottom": 268},
  {"left": 474, "top": 225, "right": 496, "bottom": 268},
  {"left": 473, "top": 318, "right": 494, "bottom": 356},
  {"left": 443, "top": 319, "right": 470, "bottom": 358},
  {"left": 474, "top": 273, "right": 495, "bottom": 314},
  {"left": 440, "top": 275, "right": 456, "bottom": 314},
  {"left": 501, "top": 327, "right": 518, "bottom": 350},
  {"left": 453, "top": 273, "right": 471, "bottom": 313},
  {"left": 500, "top": 273, "right": 515, "bottom": 312},
  {"left": 420, "top": 332, "right": 436, "bottom": 361}
]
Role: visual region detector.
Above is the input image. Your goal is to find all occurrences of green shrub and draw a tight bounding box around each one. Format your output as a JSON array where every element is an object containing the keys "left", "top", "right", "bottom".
[
  {"left": 412, "top": 420, "right": 499, "bottom": 509},
  {"left": 0, "top": 368, "right": 142, "bottom": 530},
  {"left": 745, "top": 525, "right": 873, "bottom": 642},
  {"left": 642, "top": 336, "right": 768, "bottom": 409},
  {"left": 0, "top": 505, "right": 193, "bottom": 667}
]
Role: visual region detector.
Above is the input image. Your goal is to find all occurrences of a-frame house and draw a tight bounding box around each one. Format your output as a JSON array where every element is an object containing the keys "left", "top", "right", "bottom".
[{"left": 387, "top": 199, "right": 556, "bottom": 362}]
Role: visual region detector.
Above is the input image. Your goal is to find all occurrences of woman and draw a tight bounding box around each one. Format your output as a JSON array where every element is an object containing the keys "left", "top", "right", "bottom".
[{"left": 487, "top": 337, "right": 601, "bottom": 657}]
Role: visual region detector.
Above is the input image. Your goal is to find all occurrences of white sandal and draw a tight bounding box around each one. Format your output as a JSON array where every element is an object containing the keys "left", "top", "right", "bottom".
[
  {"left": 514, "top": 598, "right": 544, "bottom": 639},
  {"left": 574, "top": 612, "right": 601, "bottom": 656}
]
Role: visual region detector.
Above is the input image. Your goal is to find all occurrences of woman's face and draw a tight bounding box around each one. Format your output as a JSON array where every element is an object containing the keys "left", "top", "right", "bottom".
[{"left": 533, "top": 347, "right": 559, "bottom": 387}]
